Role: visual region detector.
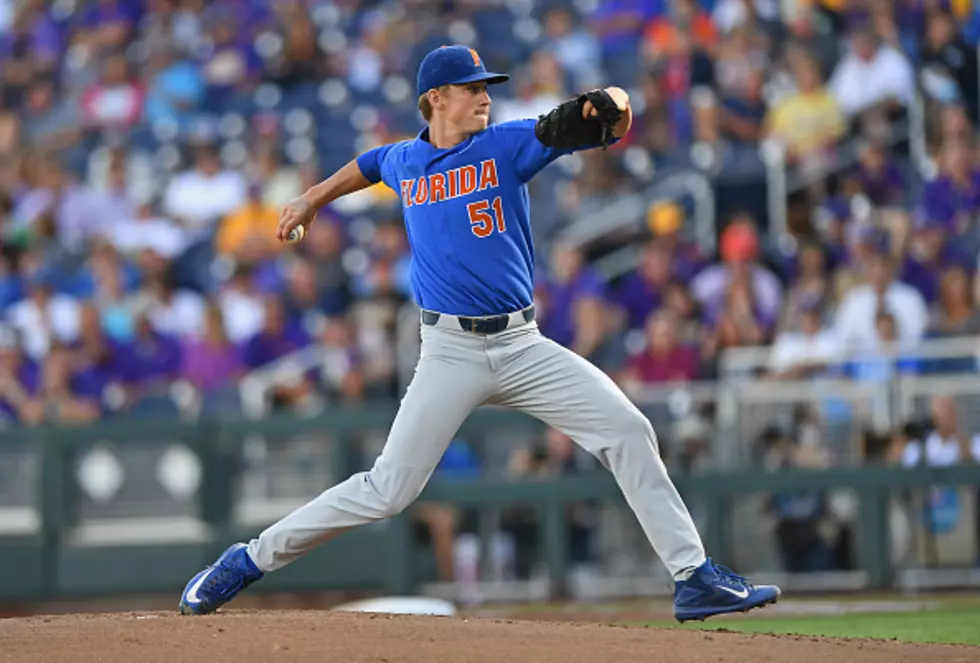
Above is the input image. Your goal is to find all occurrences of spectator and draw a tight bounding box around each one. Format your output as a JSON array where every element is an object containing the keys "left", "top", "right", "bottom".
[
  {"left": 0, "top": 325, "right": 44, "bottom": 426},
  {"left": 843, "top": 140, "right": 906, "bottom": 208},
  {"left": 768, "top": 295, "right": 840, "bottom": 379},
  {"left": 114, "top": 313, "right": 183, "bottom": 396},
  {"left": 644, "top": 200, "right": 704, "bottom": 280},
  {"left": 917, "top": 139, "right": 980, "bottom": 242},
  {"left": 19, "top": 78, "right": 82, "bottom": 154},
  {"left": 215, "top": 181, "right": 282, "bottom": 262},
  {"left": 920, "top": 9, "right": 979, "bottom": 124},
  {"left": 901, "top": 395, "right": 980, "bottom": 467},
  {"left": 6, "top": 269, "right": 81, "bottom": 361},
  {"left": 614, "top": 239, "right": 672, "bottom": 332},
  {"left": 249, "top": 144, "right": 303, "bottom": 210},
  {"left": 38, "top": 342, "right": 102, "bottom": 425},
  {"left": 493, "top": 52, "right": 565, "bottom": 124},
  {"left": 541, "top": 6, "right": 603, "bottom": 89},
  {"left": 242, "top": 296, "right": 310, "bottom": 370},
  {"left": 835, "top": 251, "right": 928, "bottom": 353},
  {"left": 619, "top": 310, "right": 702, "bottom": 391},
  {"left": 80, "top": 52, "right": 145, "bottom": 133},
  {"left": 716, "top": 61, "right": 767, "bottom": 146},
  {"left": 143, "top": 45, "right": 205, "bottom": 134},
  {"left": 134, "top": 265, "right": 207, "bottom": 341},
  {"left": 162, "top": 143, "right": 247, "bottom": 241},
  {"left": 928, "top": 265, "right": 980, "bottom": 337},
  {"left": 198, "top": 9, "right": 262, "bottom": 109},
  {"left": 765, "top": 53, "right": 845, "bottom": 165},
  {"left": 351, "top": 222, "right": 412, "bottom": 303},
  {"left": 312, "top": 317, "right": 365, "bottom": 404},
  {"left": 180, "top": 301, "right": 244, "bottom": 395},
  {"left": 844, "top": 310, "right": 920, "bottom": 382},
  {"left": 901, "top": 217, "right": 974, "bottom": 304},
  {"left": 536, "top": 242, "right": 609, "bottom": 362},
  {"left": 781, "top": 241, "right": 830, "bottom": 331},
  {"left": 829, "top": 28, "right": 914, "bottom": 123},
  {"left": 690, "top": 217, "right": 783, "bottom": 330}
]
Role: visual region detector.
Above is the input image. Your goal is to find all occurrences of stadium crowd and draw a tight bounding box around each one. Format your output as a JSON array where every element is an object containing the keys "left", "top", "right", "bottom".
[{"left": 0, "top": 0, "right": 979, "bottom": 434}]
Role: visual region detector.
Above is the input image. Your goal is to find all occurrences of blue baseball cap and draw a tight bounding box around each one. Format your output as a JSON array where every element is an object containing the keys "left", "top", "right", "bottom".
[{"left": 416, "top": 45, "right": 509, "bottom": 98}]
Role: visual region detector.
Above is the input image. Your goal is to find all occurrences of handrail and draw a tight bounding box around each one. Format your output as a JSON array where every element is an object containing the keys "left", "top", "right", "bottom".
[{"left": 719, "top": 334, "right": 980, "bottom": 377}]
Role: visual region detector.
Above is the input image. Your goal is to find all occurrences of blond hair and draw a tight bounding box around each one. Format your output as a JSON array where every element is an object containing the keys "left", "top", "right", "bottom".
[{"left": 417, "top": 85, "right": 450, "bottom": 122}]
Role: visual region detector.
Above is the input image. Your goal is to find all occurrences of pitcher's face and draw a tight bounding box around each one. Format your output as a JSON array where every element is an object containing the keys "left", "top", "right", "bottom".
[{"left": 439, "top": 82, "right": 492, "bottom": 133}]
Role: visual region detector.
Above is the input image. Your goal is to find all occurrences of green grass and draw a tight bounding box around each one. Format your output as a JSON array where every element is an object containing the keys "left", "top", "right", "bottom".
[{"left": 644, "top": 604, "right": 980, "bottom": 646}]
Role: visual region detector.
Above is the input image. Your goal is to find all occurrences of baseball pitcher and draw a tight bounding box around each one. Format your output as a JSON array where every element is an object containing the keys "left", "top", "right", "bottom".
[{"left": 180, "top": 45, "right": 780, "bottom": 622}]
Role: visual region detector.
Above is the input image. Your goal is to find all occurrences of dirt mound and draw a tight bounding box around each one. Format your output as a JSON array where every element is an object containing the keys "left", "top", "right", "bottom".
[{"left": 0, "top": 610, "right": 973, "bottom": 663}]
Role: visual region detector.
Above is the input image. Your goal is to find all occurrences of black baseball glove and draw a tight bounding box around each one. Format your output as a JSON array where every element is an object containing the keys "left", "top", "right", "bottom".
[{"left": 534, "top": 89, "right": 624, "bottom": 150}]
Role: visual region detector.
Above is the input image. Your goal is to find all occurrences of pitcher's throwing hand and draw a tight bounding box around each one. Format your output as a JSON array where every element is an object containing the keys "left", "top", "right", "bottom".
[{"left": 276, "top": 195, "right": 316, "bottom": 243}]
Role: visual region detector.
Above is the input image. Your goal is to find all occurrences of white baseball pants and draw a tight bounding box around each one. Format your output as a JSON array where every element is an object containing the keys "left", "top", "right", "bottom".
[{"left": 246, "top": 319, "right": 706, "bottom": 579}]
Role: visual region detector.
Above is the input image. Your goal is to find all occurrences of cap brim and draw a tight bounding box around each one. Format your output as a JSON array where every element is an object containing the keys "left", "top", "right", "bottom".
[{"left": 451, "top": 72, "right": 509, "bottom": 86}]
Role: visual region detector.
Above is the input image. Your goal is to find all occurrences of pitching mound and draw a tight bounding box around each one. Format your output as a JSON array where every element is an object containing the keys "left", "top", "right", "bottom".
[{"left": 0, "top": 610, "right": 973, "bottom": 663}]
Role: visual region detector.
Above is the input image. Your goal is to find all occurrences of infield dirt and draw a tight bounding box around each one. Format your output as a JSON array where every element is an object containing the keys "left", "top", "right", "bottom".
[{"left": 1, "top": 610, "right": 977, "bottom": 663}]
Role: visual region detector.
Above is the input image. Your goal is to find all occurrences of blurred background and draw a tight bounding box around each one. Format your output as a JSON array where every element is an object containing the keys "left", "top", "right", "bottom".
[{"left": 1, "top": 0, "right": 980, "bottom": 614}]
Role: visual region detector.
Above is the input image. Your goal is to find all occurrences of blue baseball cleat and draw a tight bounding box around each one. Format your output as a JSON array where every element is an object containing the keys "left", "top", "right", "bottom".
[
  {"left": 673, "top": 558, "right": 780, "bottom": 623},
  {"left": 179, "top": 543, "right": 264, "bottom": 615}
]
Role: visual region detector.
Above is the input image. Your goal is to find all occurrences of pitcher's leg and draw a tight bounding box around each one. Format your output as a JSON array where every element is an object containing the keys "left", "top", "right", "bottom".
[
  {"left": 494, "top": 332, "right": 705, "bottom": 578},
  {"left": 246, "top": 329, "right": 495, "bottom": 572}
]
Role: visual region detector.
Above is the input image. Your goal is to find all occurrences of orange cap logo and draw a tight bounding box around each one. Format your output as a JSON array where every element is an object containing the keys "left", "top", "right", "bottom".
[{"left": 469, "top": 48, "right": 481, "bottom": 66}]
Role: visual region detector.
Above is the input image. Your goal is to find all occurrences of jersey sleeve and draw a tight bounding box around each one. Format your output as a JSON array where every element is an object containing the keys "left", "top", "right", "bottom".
[
  {"left": 492, "top": 119, "right": 578, "bottom": 183},
  {"left": 494, "top": 117, "right": 621, "bottom": 183},
  {"left": 355, "top": 143, "right": 397, "bottom": 185}
]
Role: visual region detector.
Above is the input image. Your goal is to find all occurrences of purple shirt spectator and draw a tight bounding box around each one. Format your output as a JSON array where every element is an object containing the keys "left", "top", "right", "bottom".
[
  {"left": 115, "top": 330, "right": 183, "bottom": 385},
  {"left": 849, "top": 160, "right": 905, "bottom": 207},
  {"left": 615, "top": 273, "right": 664, "bottom": 331},
  {"left": 0, "top": 359, "right": 41, "bottom": 424},
  {"left": 901, "top": 236, "right": 974, "bottom": 303},
  {"left": 627, "top": 343, "right": 701, "bottom": 383},
  {"left": 589, "top": 0, "right": 664, "bottom": 53},
  {"left": 0, "top": 14, "right": 61, "bottom": 62},
  {"left": 82, "top": 0, "right": 143, "bottom": 31},
  {"left": 917, "top": 171, "right": 980, "bottom": 235},
  {"left": 181, "top": 338, "right": 244, "bottom": 393},
  {"left": 242, "top": 322, "right": 310, "bottom": 369},
  {"left": 538, "top": 268, "right": 608, "bottom": 348}
]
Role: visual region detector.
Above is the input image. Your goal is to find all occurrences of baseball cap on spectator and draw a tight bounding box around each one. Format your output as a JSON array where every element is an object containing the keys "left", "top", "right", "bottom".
[
  {"left": 417, "top": 45, "right": 509, "bottom": 97},
  {"left": 647, "top": 201, "right": 682, "bottom": 236},
  {"left": 719, "top": 222, "right": 758, "bottom": 263}
]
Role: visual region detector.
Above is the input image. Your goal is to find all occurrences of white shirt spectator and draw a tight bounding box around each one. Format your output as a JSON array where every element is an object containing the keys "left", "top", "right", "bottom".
[
  {"left": 834, "top": 282, "right": 928, "bottom": 352},
  {"left": 162, "top": 168, "right": 247, "bottom": 239},
  {"left": 108, "top": 215, "right": 189, "bottom": 260},
  {"left": 901, "top": 431, "right": 980, "bottom": 467},
  {"left": 769, "top": 328, "right": 841, "bottom": 374},
  {"left": 494, "top": 93, "right": 563, "bottom": 124},
  {"left": 140, "top": 290, "right": 207, "bottom": 339},
  {"left": 712, "top": 0, "right": 780, "bottom": 34},
  {"left": 829, "top": 44, "right": 914, "bottom": 116},
  {"left": 7, "top": 295, "right": 81, "bottom": 360},
  {"left": 218, "top": 289, "right": 265, "bottom": 344}
]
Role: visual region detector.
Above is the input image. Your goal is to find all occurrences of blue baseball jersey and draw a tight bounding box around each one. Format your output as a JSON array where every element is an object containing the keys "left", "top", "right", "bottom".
[{"left": 356, "top": 119, "right": 591, "bottom": 317}]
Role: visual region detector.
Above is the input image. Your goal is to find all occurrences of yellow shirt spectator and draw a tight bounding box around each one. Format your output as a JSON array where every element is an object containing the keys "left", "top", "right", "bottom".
[
  {"left": 766, "top": 55, "right": 845, "bottom": 158},
  {"left": 766, "top": 90, "right": 845, "bottom": 156},
  {"left": 216, "top": 200, "right": 282, "bottom": 258}
]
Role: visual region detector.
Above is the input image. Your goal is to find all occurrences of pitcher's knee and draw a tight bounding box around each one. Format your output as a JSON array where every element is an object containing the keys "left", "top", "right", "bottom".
[
  {"left": 363, "top": 468, "right": 425, "bottom": 518},
  {"left": 611, "top": 409, "right": 659, "bottom": 452}
]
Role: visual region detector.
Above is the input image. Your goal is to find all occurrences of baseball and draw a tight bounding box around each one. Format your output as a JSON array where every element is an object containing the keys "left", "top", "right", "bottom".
[{"left": 288, "top": 226, "right": 306, "bottom": 242}]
